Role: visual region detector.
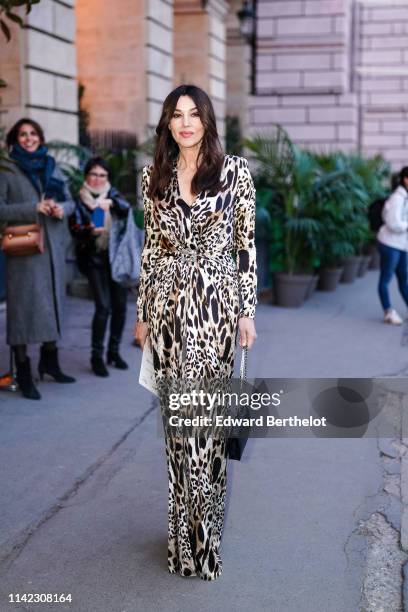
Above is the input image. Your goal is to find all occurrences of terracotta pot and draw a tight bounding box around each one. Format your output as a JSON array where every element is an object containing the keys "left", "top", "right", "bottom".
[
  {"left": 340, "top": 255, "right": 362, "bottom": 283},
  {"left": 317, "top": 267, "right": 344, "bottom": 291},
  {"left": 304, "top": 274, "right": 319, "bottom": 300},
  {"left": 357, "top": 254, "right": 372, "bottom": 277},
  {"left": 273, "top": 272, "right": 314, "bottom": 307}
]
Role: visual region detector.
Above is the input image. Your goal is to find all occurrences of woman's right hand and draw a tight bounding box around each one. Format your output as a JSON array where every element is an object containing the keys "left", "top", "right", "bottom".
[
  {"left": 37, "top": 199, "right": 53, "bottom": 215},
  {"left": 134, "top": 320, "right": 149, "bottom": 349}
]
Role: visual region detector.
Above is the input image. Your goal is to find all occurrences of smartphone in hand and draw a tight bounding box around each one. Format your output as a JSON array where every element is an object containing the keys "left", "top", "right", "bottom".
[{"left": 92, "top": 207, "right": 105, "bottom": 228}]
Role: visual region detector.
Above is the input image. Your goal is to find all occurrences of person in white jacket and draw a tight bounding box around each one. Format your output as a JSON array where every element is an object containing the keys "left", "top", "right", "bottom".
[{"left": 377, "top": 166, "right": 408, "bottom": 324}]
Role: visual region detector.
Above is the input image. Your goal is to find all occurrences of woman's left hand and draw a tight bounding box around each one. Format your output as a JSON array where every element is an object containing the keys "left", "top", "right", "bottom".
[{"left": 238, "top": 317, "right": 257, "bottom": 349}]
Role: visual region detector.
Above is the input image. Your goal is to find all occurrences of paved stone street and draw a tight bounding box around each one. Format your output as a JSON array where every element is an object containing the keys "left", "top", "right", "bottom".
[{"left": 1, "top": 270, "right": 408, "bottom": 612}]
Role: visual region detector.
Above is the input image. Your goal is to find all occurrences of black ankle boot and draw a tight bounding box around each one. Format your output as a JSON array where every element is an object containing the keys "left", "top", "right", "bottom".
[
  {"left": 38, "top": 346, "right": 76, "bottom": 383},
  {"left": 107, "top": 350, "right": 128, "bottom": 370},
  {"left": 16, "top": 357, "right": 41, "bottom": 400},
  {"left": 91, "top": 355, "right": 109, "bottom": 377}
]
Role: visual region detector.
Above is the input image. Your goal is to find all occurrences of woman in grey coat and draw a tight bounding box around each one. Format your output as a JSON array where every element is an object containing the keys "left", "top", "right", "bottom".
[{"left": 0, "top": 118, "right": 76, "bottom": 399}]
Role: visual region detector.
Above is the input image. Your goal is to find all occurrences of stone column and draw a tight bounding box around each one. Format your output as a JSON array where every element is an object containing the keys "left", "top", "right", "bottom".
[
  {"left": 76, "top": 0, "right": 147, "bottom": 142},
  {"left": 174, "top": 0, "right": 228, "bottom": 142},
  {"left": 226, "top": 0, "right": 252, "bottom": 139},
  {"left": 0, "top": 20, "right": 22, "bottom": 130},
  {"left": 145, "top": 0, "right": 174, "bottom": 134},
  {"left": 76, "top": 0, "right": 175, "bottom": 143},
  {"left": 0, "top": 0, "right": 78, "bottom": 143}
]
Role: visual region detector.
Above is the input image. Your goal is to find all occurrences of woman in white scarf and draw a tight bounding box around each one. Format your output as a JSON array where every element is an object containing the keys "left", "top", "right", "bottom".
[
  {"left": 79, "top": 176, "right": 113, "bottom": 251},
  {"left": 70, "top": 157, "right": 131, "bottom": 376}
]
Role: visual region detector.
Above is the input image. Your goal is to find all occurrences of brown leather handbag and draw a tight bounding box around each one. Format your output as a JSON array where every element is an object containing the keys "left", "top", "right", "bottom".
[{"left": 1, "top": 224, "right": 44, "bottom": 256}]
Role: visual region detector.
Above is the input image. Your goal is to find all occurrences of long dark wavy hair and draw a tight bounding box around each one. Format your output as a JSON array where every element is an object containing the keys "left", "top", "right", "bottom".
[{"left": 148, "top": 84, "right": 225, "bottom": 200}]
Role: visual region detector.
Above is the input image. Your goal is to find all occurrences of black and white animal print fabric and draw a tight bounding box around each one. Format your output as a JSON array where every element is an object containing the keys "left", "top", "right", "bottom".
[{"left": 137, "top": 154, "right": 257, "bottom": 580}]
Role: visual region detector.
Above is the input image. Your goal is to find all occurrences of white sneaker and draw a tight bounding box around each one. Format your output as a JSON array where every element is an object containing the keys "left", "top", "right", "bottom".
[{"left": 384, "top": 309, "right": 403, "bottom": 325}]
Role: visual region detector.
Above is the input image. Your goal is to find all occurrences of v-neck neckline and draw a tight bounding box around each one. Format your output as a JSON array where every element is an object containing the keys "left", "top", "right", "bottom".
[
  {"left": 173, "top": 161, "right": 200, "bottom": 209},
  {"left": 172, "top": 154, "right": 229, "bottom": 209}
]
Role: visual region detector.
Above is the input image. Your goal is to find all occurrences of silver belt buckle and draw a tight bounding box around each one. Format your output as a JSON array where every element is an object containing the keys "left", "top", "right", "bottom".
[{"left": 180, "top": 246, "right": 197, "bottom": 263}]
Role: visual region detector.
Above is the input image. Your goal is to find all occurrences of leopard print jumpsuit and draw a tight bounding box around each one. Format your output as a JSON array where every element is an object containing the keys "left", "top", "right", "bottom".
[{"left": 137, "top": 154, "right": 257, "bottom": 580}]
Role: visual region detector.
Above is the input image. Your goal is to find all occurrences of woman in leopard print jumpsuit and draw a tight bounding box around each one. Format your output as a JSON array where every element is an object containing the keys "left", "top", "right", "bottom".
[{"left": 134, "top": 85, "right": 257, "bottom": 581}]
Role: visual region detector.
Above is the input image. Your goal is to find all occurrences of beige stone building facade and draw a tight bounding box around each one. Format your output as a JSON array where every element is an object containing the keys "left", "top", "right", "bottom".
[
  {"left": 0, "top": 0, "right": 236, "bottom": 147},
  {"left": 0, "top": 0, "right": 77, "bottom": 142},
  {"left": 251, "top": 0, "right": 408, "bottom": 169},
  {"left": 1, "top": 0, "right": 407, "bottom": 169}
]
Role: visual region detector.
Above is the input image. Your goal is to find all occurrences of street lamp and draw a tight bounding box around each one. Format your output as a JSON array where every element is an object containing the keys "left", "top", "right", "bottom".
[
  {"left": 236, "top": 0, "right": 256, "bottom": 94},
  {"left": 237, "top": 0, "right": 255, "bottom": 43}
]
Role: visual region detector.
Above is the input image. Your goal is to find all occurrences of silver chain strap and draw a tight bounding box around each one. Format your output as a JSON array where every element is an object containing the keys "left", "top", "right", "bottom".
[{"left": 239, "top": 344, "right": 248, "bottom": 384}]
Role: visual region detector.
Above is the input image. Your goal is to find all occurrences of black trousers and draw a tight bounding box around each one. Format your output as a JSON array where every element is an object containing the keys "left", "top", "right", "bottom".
[{"left": 86, "top": 253, "right": 128, "bottom": 358}]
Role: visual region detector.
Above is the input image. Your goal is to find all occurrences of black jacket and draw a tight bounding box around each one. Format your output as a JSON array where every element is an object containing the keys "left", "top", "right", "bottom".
[{"left": 69, "top": 186, "right": 130, "bottom": 273}]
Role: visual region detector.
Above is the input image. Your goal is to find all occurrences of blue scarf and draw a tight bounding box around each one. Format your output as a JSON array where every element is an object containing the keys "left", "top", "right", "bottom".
[{"left": 10, "top": 143, "right": 65, "bottom": 201}]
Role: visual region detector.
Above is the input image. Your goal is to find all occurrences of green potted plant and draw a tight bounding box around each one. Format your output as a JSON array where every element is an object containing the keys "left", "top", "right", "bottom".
[
  {"left": 356, "top": 222, "right": 373, "bottom": 277},
  {"left": 347, "top": 153, "right": 391, "bottom": 271},
  {"left": 312, "top": 151, "right": 371, "bottom": 285},
  {"left": 339, "top": 230, "right": 363, "bottom": 283},
  {"left": 340, "top": 203, "right": 370, "bottom": 284},
  {"left": 245, "top": 128, "right": 323, "bottom": 307},
  {"left": 254, "top": 187, "right": 274, "bottom": 296},
  {"left": 316, "top": 218, "right": 351, "bottom": 292}
]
